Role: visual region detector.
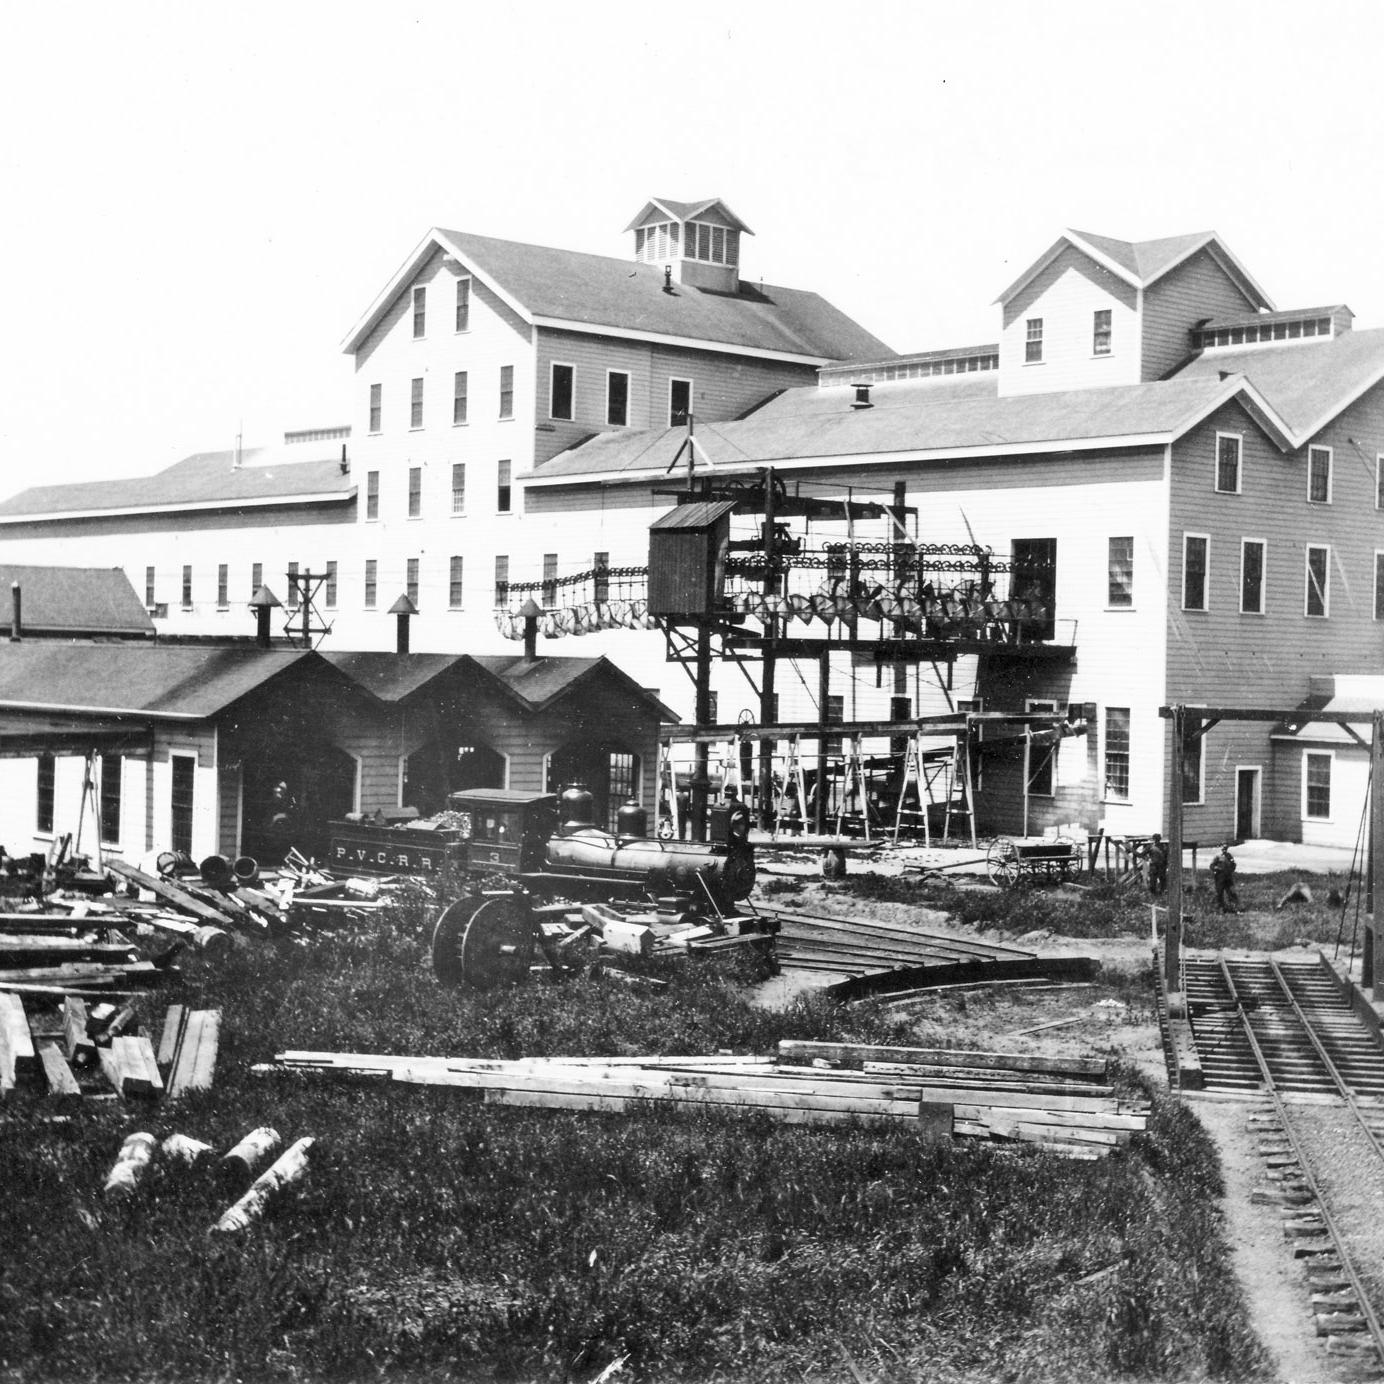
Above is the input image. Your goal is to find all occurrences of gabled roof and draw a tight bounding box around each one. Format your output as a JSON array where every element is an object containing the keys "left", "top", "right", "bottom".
[
  {"left": 996, "top": 229, "right": 1273, "bottom": 312},
  {"left": 0, "top": 565, "right": 154, "bottom": 637},
  {"left": 340, "top": 228, "right": 891, "bottom": 364},
  {"left": 527, "top": 372, "right": 1292, "bottom": 486},
  {"left": 0, "top": 644, "right": 315, "bottom": 720},
  {"left": 1270, "top": 674, "right": 1384, "bottom": 746},
  {"left": 0, "top": 447, "right": 355, "bottom": 524},
  {"left": 623, "top": 198, "right": 754, "bottom": 233},
  {"left": 319, "top": 652, "right": 461, "bottom": 704},
  {"left": 1173, "top": 326, "right": 1384, "bottom": 444}
]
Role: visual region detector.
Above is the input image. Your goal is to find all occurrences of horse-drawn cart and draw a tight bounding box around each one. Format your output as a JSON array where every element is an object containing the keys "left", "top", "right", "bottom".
[{"left": 985, "top": 837, "right": 1084, "bottom": 888}]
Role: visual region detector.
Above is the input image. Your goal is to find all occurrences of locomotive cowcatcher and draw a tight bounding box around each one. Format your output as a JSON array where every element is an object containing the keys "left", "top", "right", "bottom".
[{"left": 430, "top": 784, "right": 757, "bottom": 988}]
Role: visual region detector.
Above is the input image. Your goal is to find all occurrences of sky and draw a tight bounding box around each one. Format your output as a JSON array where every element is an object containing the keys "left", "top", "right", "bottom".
[{"left": 4, "top": 0, "right": 1384, "bottom": 490}]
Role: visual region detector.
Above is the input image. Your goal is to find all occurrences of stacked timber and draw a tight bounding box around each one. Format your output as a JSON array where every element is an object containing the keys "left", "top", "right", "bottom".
[{"left": 263, "top": 1042, "right": 1147, "bottom": 1158}]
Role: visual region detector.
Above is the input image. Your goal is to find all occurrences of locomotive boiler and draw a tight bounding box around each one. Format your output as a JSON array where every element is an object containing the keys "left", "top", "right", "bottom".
[{"left": 429, "top": 784, "right": 756, "bottom": 988}]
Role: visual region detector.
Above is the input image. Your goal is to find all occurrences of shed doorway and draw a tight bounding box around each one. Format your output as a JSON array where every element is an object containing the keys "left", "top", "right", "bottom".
[{"left": 1235, "top": 766, "right": 1261, "bottom": 841}]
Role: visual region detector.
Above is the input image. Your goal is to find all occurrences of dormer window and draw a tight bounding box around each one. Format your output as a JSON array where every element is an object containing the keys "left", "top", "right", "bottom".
[
  {"left": 1025, "top": 318, "right": 1044, "bottom": 363},
  {"left": 1093, "top": 309, "right": 1112, "bottom": 356}
]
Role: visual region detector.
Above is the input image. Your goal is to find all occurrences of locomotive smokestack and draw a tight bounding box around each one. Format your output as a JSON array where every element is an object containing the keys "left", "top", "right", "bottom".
[{"left": 388, "top": 593, "right": 418, "bottom": 654}]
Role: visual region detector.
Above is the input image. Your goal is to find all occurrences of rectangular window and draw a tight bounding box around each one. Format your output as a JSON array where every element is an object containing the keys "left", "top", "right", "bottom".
[
  {"left": 170, "top": 754, "right": 195, "bottom": 856},
  {"left": 366, "top": 470, "right": 379, "bottom": 521},
  {"left": 216, "top": 564, "right": 229, "bottom": 609},
  {"left": 499, "top": 365, "right": 514, "bottom": 419},
  {"left": 36, "top": 753, "right": 54, "bottom": 833},
  {"left": 1182, "top": 534, "right": 1209, "bottom": 611},
  {"left": 364, "top": 559, "right": 377, "bottom": 609},
  {"left": 1305, "top": 752, "right": 1332, "bottom": 820},
  {"left": 1375, "top": 552, "right": 1384, "bottom": 620},
  {"left": 670, "top": 378, "right": 691, "bottom": 427},
  {"left": 1092, "top": 308, "right": 1112, "bottom": 356},
  {"left": 1241, "top": 539, "right": 1266, "bottom": 614},
  {"left": 369, "top": 383, "right": 382, "bottom": 433},
  {"left": 449, "top": 556, "right": 464, "bottom": 609},
  {"left": 99, "top": 754, "right": 122, "bottom": 843},
  {"left": 542, "top": 552, "right": 558, "bottom": 608},
  {"left": 550, "top": 363, "right": 575, "bottom": 421},
  {"left": 286, "top": 561, "right": 300, "bottom": 609},
  {"left": 1215, "top": 433, "right": 1242, "bottom": 493},
  {"left": 410, "top": 377, "right": 424, "bottom": 429},
  {"left": 593, "top": 551, "right": 610, "bottom": 603},
  {"left": 453, "top": 370, "right": 468, "bottom": 425},
  {"left": 145, "top": 566, "right": 156, "bottom": 606},
  {"left": 1308, "top": 446, "right": 1332, "bottom": 503},
  {"left": 181, "top": 565, "right": 193, "bottom": 610},
  {"left": 408, "top": 465, "right": 422, "bottom": 518},
  {"left": 1377, "top": 455, "right": 1384, "bottom": 509},
  {"left": 1305, "top": 544, "right": 1329, "bottom": 617},
  {"left": 1107, "top": 536, "right": 1133, "bottom": 607},
  {"left": 494, "top": 555, "right": 509, "bottom": 609},
  {"left": 411, "top": 285, "right": 426, "bottom": 339},
  {"left": 497, "top": 459, "right": 512, "bottom": 513},
  {"left": 251, "top": 562, "right": 263, "bottom": 595},
  {"left": 406, "top": 557, "right": 419, "bottom": 608},
  {"left": 324, "top": 560, "right": 338, "bottom": 609},
  {"left": 607, "top": 371, "right": 630, "bottom": 427},
  {"left": 824, "top": 694, "right": 844, "bottom": 754},
  {"left": 451, "top": 462, "right": 466, "bottom": 514},
  {"left": 1181, "top": 719, "right": 1204, "bottom": 805},
  {"left": 455, "top": 276, "right": 470, "bottom": 332},
  {"left": 1025, "top": 317, "right": 1043, "bottom": 363},
  {"left": 1104, "top": 708, "right": 1130, "bottom": 800}
]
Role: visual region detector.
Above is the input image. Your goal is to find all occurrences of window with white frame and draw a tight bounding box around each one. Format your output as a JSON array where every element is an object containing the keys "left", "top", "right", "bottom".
[
  {"left": 1108, "top": 536, "right": 1133, "bottom": 607},
  {"left": 1182, "top": 534, "right": 1209, "bottom": 610},
  {"left": 408, "top": 466, "right": 422, "bottom": 518},
  {"left": 1241, "top": 539, "right": 1266, "bottom": 614},
  {"left": 1304, "top": 751, "right": 1332, "bottom": 819},
  {"left": 411, "top": 285, "right": 426, "bottom": 339},
  {"left": 217, "top": 564, "right": 228, "bottom": 609},
  {"left": 324, "top": 560, "right": 337, "bottom": 609},
  {"left": 406, "top": 557, "right": 419, "bottom": 608},
  {"left": 455, "top": 277, "right": 470, "bottom": 332},
  {"left": 594, "top": 551, "right": 610, "bottom": 602},
  {"left": 182, "top": 565, "right": 193, "bottom": 610},
  {"left": 496, "top": 459, "right": 512, "bottom": 513},
  {"left": 1025, "top": 318, "right": 1043, "bottom": 363},
  {"left": 494, "top": 555, "right": 509, "bottom": 608},
  {"left": 1375, "top": 552, "right": 1384, "bottom": 620},
  {"left": 451, "top": 463, "right": 466, "bottom": 515},
  {"left": 1305, "top": 544, "right": 1329, "bottom": 617},
  {"left": 669, "top": 378, "right": 691, "bottom": 427},
  {"left": 145, "top": 566, "right": 156, "bottom": 606},
  {"left": 36, "top": 753, "right": 54, "bottom": 833},
  {"left": 99, "top": 754, "right": 122, "bottom": 844},
  {"left": 1308, "top": 446, "right": 1332, "bottom": 503},
  {"left": 542, "top": 552, "right": 558, "bottom": 608},
  {"left": 410, "top": 377, "right": 424, "bottom": 430},
  {"left": 683, "top": 221, "right": 738, "bottom": 267},
  {"left": 449, "top": 556, "right": 464, "bottom": 609},
  {"left": 369, "top": 383, "right": 382, "bottom": 433},
  {"left": 364, "top": 559, "right": 377, "bottom": 609},
  {"left": 251, "top": 562, "right": 262, "bottom": 595},
  {"left": 499, "top": 365, "right": 514, "bottom": 419},
  {"left": 1104, "top": 707, "right": 1130, "bottom": 800},
  {"left": 1092, "top": 308, "right": 1112, "bottom": 356},
  {"left": 170, "top": 754, "right": 195, "bottom": 856},
  {"left": 1377, "top": 455, "right": 1384, "bottom": 509},
  {"left": 453, "top": 371, "right": 468, "bottom": 425},
  {"left": 366, "top": 470, "right": 379, "bottom": 521},
  {"left": 1215, "top": 433, "right": 1242, "bottom": 493},
  {"left": 607, "top": 371, "right": 630, "bottom": 427},
  {"left": 550, "top": 363, "right": 575, "bottom": 421}
]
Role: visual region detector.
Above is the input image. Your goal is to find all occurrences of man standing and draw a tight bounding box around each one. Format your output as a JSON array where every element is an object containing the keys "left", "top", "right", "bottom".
[
  {"left": 1145, "top": 833, "right": 1169, "bottom": 896},
  {"left": 1211, "top": 843, "right": 1239, "bottom": 913}
]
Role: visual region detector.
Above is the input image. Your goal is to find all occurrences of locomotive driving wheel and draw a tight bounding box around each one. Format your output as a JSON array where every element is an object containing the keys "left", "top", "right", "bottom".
[
  {"left": 431, "top": 893, "right": 535, "bottom": 988},
  {"left": 985, "top": 839, "right": 1021, "bottom": 889}
]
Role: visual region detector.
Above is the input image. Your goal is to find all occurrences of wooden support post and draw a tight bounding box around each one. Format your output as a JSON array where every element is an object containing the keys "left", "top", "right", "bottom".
[
  {"left": 691, "top": 624, "right": 712, "bottom": 843},
  {"left": 759, "top": 468, "right": 778, "bottom": 831},
  {"left": 1022, "top": 727, "right": 1032, "bottom": 838},
  {"left": 1166, "top": 705, "right": 1186, "bottom": 997},
  {"left": 1369, "top": 712, "right": 1384, "bottom": 991},
  {"left": 816, "top": 651, "right": 830, "bottom": 836}
]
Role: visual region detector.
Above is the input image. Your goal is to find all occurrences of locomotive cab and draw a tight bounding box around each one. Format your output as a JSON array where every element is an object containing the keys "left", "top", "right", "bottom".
[{"left": 446, "top": 788, "right": 557, "bottom": 878}]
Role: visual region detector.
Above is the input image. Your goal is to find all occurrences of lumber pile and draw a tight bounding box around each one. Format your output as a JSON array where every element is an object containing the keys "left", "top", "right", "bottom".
[{"left": 261, "top": 1040, "right": 1147, "bottom": 1158}]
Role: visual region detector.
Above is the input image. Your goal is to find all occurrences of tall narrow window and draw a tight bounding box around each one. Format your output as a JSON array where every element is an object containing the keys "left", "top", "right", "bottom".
[
  {"left": 36, "top": 754, "right": 55, "bottom": 833},
  {"left": 1308, "top": 446, "right": 1332, "bottom": 503},
  {"left": 366, "top": 470, "right": 379, "bottom": 520},
  {"left": 494, "top": 556, "right": 509, "bottom": 609},
  {"left": 1306, "top": 544, "right": 1329, "bottom": 617},
  {"left": 181, "top": 565, "right": 193, "bottom": 610},
  {"left": 1182, "top": 535, "right": 1209, "bottom": 611},
  {"left": 1305, "top": 752, "right": 1332, "bottom": 819},
  {"left": 1215, "top": 434, "right": 1242, "bottom": 493},
  {"left": 1241, "top": 539, "right": 1266, "bottom": 614},
  {"left": 410, "top": 377, "right": 424, "bottom": 429},
  {"left": 499, "top": 365, "right": 514, "bottom": 419},
  {"left": 411, "top": 285, "right": 426, "bottom": 338},
  {"left": 1107, "top": 537, "right": 1133, "bottom": 607},
  {"left": 251, "top": 562, "right": 263, "bottom": 595},
  {"left": 145, "top": 566, "right": 156, "bottom": 606},
  {"left": 824, "top": 694, "right": 844, "bottom": 755},
  {"left": 455, "top": 276, "right": 471, "bottom": 332},
  {"left": 364, "top": 559, "right": 377, "bottom": 609},
  {"left": 1181, "top": 720, "right": 1204, "bottom": 804},
  {"left": 99, "top": 754, "right": 122, "bottom": 843},
  {"left": 170, "top": 755, "right": 194, "bottom": 856},
  {"left": 607, "top": 371, "right": 629, "bottom": 427},
  {"left": 216, "top": 564, "right": 229, "bottom": 609},
  {"left": 1377, "top": 455, "right": 1384, "bottom": 509},
  {"left": 449, "top": 556, "right": 464, "bottom": 609},
  {"left": 1104, "top": 708, "right": 1130, "bottom": 800},
  {"left": 1025, "top": 317, "right": 1043, "bottom": 363},
  {"left": 406, "top": 557, "right": 420, "bottom": 608},
  {"left": 324, "top": 560, "right": 338, "bottom": 609},
  {"left": 550, "top": 363, "right": 575, "bottom": 421},
  {"left": 1092, "top": 309, "right": 1112, "bottom": 356},
  {"left": 542, "top": 552, "right": 558, "bottom": 608},
  {"left": 451, "top": 462, "right": 466, "bottom": 514},
  {"left": 593, "top": 551, "right": 610, "bottom": 603},
  {"left": 669, "top": 378, "right": 691, "bottom": 427},
  {"left": 453, "top": 370, "right": 468, "bottom": 425},
  {"left": 1375, "top": 552, "right": 1384, "bottom": 620},
  {"left": 286, "top": 561, "right": 299, "bottom": 609},
  {"left": 369, "top": 383, "right": 382, "bottom": 433},
  {"left": 408, "top": 466, "right": 422, "bottom": 518},
  {"left": 497, "top": 459, "right": 512, "bottom": 513}
]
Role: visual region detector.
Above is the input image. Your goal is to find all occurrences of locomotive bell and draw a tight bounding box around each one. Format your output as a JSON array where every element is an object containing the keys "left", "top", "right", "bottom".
[
  {"left": 559, "top": 782, "right": 596, "bottom": 835},
  {"left": 616, "top": 797, "right": 648, "bottom": 839}
]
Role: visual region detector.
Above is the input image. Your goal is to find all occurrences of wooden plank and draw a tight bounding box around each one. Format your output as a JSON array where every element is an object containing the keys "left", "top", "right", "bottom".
[
  {"left": 918, "top": 1087, "right": 1125, "bottom": 1114},
  {"left": 952, "top": 1103, "right": 1148, "bottom": 1132},
  {"left": 861, "top": 1063, "right": 1115, "bottom": 1097},
  {"left": 0, "top": 961, "right": 164, "bottom": 987},
  {"left": 36, "top": 1039, "right": 82, "bottom": 1097},
  {"left": 0, "top": 992, "right": 36, "bottom": 1078},
  {"left": 63, "top": 997, "right": 94, "bottom": 1063},
  {"left": 778, "top": 1040, "right": 1107, "bottom": 1080},
  {"left": 824, "top": 955, "right": 1101, "bottom": 1001},
  {"left": 0, "top": 938, "right": 137, "bottom": 964},
  {"left": 157, "top": 1005, "right": 186, "bottom": 1068},
  {"left": 112, "top": 1035, "right": 163, "bottom": 1096},
  {"left": 105, "top": 859, "right": 239, "bottom": 929},
  {"left": 168, "top": 1010, "right": 219, "bottom": 1096}
]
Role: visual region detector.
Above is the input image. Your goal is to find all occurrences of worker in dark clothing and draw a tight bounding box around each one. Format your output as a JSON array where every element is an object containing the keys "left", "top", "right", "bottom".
[
  {"left": 266, "top": 780, "right": 298, "bottom": 860},
  {"left": 1211, "top": 843, "right": 1239, "bottom": 912},
  {"left": 1145, "top": 832, "right": 1168, "bottom": 896}
]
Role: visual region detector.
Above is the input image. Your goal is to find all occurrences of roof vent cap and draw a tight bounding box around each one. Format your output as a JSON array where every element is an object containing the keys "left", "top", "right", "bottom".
[{"left": 851, "top": 384, "right": 873, "bottom": 410}]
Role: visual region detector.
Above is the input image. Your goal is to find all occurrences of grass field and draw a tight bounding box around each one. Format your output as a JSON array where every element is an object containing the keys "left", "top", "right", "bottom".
[{"left": 0, "top": 882, "right": 1275, "bottom": 1383}]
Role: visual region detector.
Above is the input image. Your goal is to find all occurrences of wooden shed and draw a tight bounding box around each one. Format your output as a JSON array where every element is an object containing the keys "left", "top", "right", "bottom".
[{"left": 646, "top": 500, "right": 736, "bottom": 616}]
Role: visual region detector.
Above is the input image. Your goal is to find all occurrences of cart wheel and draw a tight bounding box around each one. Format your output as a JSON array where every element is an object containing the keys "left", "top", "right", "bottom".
[
  {"left": 431, "top": 893, "right": 534, "bottom": 988},
  {"left": 986, "top": 839, "right": 1021, "bottom": 889}
]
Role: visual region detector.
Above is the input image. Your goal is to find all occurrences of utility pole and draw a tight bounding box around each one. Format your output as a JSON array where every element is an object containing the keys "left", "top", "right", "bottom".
[
  {"left": 758, "top": 469, "right": 778, "bottom": 830},
  {"left": 1369, "top": 711, "right": 1384, "bottom": 990},
  {"left": 1166, "top": 705, "right": 1186, "bottom": 996}
]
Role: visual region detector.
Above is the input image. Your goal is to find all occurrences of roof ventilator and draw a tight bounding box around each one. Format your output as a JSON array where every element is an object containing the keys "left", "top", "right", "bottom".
[{"left": 851, "top": 384, "right": 873, "bottom": 410}]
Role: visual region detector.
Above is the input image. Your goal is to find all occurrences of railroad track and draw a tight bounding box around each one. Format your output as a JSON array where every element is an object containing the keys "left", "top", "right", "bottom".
[{"left": 1185, "top": 955, "right": 1384, "bottom": 1374}]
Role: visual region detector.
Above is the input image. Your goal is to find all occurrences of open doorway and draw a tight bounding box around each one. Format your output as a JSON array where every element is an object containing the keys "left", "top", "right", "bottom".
[{"left": 1235, "top": 766, "right": 1261, "bottom": 841}]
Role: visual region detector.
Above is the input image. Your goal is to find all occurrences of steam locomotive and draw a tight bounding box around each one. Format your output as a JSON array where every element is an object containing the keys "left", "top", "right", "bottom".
[{"left": 429, "top": 784, "right": 757, "bottom": 988}]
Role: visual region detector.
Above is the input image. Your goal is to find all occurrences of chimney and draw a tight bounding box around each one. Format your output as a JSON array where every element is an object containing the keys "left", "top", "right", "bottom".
[
  {"left": 248, "top": 585, "right": 282, "bottom": 648},
  {"left": 851, "top": 384, "right": 873, "bottom": 410},
  {"left": 388, "top": 593, "right": 418, "bottom": 654},
  {"left": 518, "top": 597, "right": 543, "bottom": 660},
  {"left": 9, "top": 582, "right": 20, "bottom": 641}
]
